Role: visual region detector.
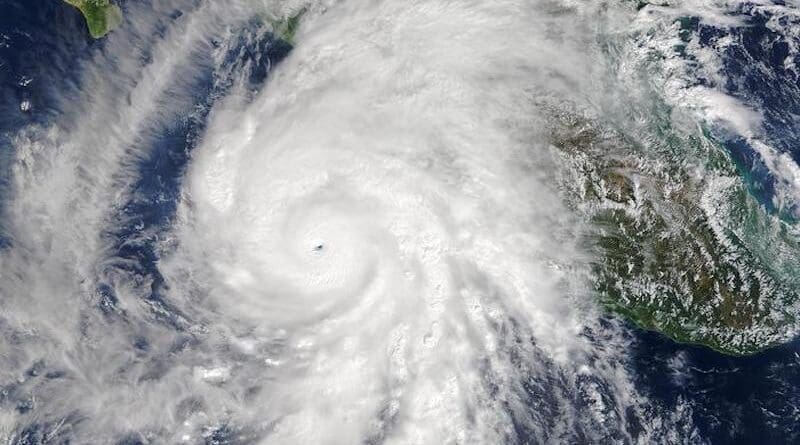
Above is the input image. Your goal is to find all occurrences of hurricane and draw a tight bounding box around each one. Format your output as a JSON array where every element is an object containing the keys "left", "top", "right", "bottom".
[{"left": 1, "top": 0, "right": 799, "bottom": 444}]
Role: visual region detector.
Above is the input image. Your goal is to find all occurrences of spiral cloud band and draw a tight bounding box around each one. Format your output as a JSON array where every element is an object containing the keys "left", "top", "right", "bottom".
[
  {"left": 0, "top": 0, "right": 723, "bottom": 443},
  {"left": 163, "top": 1, "right": 644, "bottom": 442}
]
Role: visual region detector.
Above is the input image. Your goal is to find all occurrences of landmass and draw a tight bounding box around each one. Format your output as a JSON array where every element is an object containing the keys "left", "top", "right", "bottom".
[
  {"left": 57, "top": 0, "right": 797, "bottom": 355},
  {"left": 548, "top": 107, "right": 800, "bottom": 355},
  {"left": 63, "top": 0, "right": 122, "bottom": 39},
  {"left": 267, "top": 8, "right": 305, "bottom": 45}
]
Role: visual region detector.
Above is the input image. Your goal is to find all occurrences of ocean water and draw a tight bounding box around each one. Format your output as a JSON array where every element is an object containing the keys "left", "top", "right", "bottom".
[{"left": 0, "top": 0, "right": 798, "bottom": 443}]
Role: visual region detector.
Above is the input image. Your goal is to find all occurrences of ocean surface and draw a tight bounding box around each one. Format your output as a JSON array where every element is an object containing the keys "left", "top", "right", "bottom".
[{"left": 1, "top": 1, "right": 799, "bottom": 443}]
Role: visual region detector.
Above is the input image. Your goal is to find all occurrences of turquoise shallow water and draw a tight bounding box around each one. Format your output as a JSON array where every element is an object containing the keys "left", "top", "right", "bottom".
[{"left": 0, "top": 1, "right": 798, "bottom": 443}]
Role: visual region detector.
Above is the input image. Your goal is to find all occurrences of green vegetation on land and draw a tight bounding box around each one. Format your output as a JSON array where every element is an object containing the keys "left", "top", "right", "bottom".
[
  {"left": 268, "top": 8, "right": 306, "bottom": 44},
  {"left": 63, "top": 0, "right": 122, "bottom": 39},
  {"left": 548, "top": 107, "right": 800, "bottom": 355}
]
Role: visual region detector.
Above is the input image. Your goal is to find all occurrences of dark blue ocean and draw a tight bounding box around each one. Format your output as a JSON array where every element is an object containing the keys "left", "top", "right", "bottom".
[{"left": 0, "top": 1, "right": 798, "bottom": 443}]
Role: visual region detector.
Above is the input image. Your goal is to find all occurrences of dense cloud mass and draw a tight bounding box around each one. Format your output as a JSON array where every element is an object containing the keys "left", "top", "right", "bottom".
[{"left": 1, "top": 0, "right": 799, "bottom": 443}]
